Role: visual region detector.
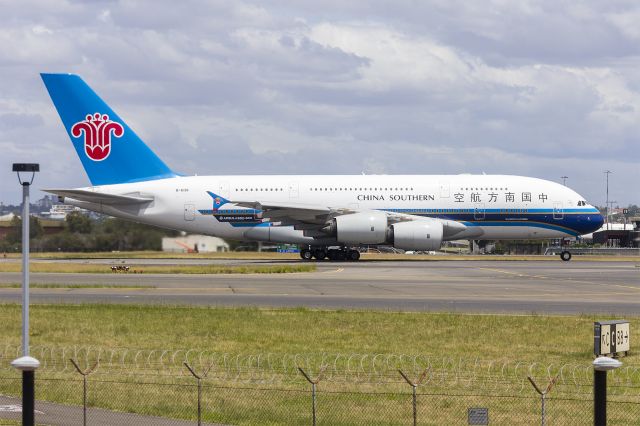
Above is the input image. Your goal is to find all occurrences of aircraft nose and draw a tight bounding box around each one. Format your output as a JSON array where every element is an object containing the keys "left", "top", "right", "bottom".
[
  {"left": 596, "top": 212, "right": 605, "bottom": 226},
  {"left": 590, "top": 212, "right": 605, "bottom": 232}
]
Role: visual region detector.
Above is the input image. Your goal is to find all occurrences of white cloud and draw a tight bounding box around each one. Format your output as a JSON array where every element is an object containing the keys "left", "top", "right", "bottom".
[
  {"left": 0, "top": 0, "right": 639, "bottom": 206},
  {"left": 606, "top": 8, "right": 640, "bottom": 40}
]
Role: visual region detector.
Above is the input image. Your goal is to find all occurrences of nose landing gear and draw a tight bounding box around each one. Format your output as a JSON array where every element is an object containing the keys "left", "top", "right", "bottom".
[{"left": 560, "top": 251, "right": 572, "bottom": 261}]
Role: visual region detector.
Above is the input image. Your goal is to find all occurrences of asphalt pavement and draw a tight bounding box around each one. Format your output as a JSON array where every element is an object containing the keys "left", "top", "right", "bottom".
[{"left": 0, "top": 259, "right": 638, "bottom": 314}]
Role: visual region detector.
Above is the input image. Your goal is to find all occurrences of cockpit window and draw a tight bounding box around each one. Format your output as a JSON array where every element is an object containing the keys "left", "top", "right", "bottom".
[{"left": 577, "top": 201, "right": 587, "bottom": 206}]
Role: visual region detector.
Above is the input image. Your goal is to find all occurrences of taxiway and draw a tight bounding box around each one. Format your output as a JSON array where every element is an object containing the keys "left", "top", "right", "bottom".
[{"left": 0, "top": 260, "right": 637, "bottom": 314}]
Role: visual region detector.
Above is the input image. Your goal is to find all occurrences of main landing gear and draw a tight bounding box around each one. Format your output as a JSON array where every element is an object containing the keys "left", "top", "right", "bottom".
[
  {"left": 300, "top": 246, "right": 361, "bottom": 261},
  {"left": 560, "top": 250, "right": 572, "bottom": 261}
]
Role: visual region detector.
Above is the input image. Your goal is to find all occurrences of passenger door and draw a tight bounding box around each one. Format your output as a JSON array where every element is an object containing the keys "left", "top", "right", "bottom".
[
  {"left": 184, "top": 204, "right": 195, "bottom": 221},
  {"left": 289, "top": 181, "right": 299, "bottom": 199},
  {"left": 218, "top": 181, "right": 230, "bottom": 198},
  {"left": 439, "top": 182, "right": 450, "bottom": 198},
  {"left": 553, "top": 202, "right": 563, "bottom": 220}
]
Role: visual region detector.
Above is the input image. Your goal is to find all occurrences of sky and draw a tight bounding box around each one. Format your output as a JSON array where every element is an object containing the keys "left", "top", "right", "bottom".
[{"left": 1, "top": 0, "right": 638, "bottom": 206}]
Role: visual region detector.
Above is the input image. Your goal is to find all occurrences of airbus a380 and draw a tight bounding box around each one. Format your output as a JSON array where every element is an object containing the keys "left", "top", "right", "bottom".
[{"left": 40, "top": 74, "right": 604, "bottom": 261}]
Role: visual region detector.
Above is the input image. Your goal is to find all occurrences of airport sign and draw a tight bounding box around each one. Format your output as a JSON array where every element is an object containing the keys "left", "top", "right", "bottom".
[
  {"left": 467, "top": 408, "right": 489, "bottom": 425},
  {"left": 594, "top": 320, "right": 630, "bottom": 357}
]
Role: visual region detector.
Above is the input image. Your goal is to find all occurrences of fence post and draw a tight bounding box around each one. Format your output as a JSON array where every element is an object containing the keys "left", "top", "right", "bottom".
[
  {"left": 69, "top": 359, "right": 98, "bottom": 426},
  {"left": 298, "top": 366, "right": 326, "bottom": 426},
  {"left": 184, "top": 362, "right": 213, "bottom": 426},
  {"left": 527, "top": 375, "right": 558, "bottom": 426},
  {"left": 398, "top": 369, "right": 429, "bottom": 426}
]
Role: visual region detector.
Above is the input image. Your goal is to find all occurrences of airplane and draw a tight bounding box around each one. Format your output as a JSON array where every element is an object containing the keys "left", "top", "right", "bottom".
[{"left": 40, "top": 73, "right": 604, "bottom": 262}]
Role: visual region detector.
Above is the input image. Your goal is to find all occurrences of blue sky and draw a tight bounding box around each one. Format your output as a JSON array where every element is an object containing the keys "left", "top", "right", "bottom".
[{"left": 1, "top": 1, "right": 638, "bottom": 205}]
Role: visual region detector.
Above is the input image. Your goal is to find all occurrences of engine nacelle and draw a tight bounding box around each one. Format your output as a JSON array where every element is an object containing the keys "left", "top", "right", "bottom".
[
  {"left": 390, "top": 221, "right": 443, "bottom": 251},
  {"left": 331, "top": 211, "right": 388, "bottom": 244}
]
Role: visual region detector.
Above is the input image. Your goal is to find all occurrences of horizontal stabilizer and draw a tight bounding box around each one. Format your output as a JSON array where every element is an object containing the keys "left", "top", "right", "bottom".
[{"left": 44, "top": 189, "right": 153, "bottom": 205}]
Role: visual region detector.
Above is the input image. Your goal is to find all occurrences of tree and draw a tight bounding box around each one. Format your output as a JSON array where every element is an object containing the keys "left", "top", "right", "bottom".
[
  {"left": 29, "top": 216, "right": 43, "bottom": 239},
  {"left": 5, "top": 215, "right": 42, "bottom": 244},
  {"left": 5, "top": 216, "right": 21, "bottom": 244},
  {"left": 66, "top": 211, "right": 92, "bottom": 234}
]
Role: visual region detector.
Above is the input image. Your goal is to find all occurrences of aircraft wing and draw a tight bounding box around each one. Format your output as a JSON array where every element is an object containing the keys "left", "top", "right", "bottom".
[
  {"left": 233, "top": 200, "right": 353, "bottom": 225},
  {"left": 44, "top": 189, "right": 154, "bottom": 205},
  {"left": 225, "top": 195, "right": 472, "bottom": 238}
]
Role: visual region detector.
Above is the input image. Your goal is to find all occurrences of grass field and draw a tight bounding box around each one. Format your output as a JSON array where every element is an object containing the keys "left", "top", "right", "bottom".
[
  {"left": 0, "top": 262, "right": 315, "bottom": 274},
  {"left": 0, "top": 304, "right": 637, "bottom": 363},
  {"left": 0, "top": 305, "right": 638, "bottom": 425},
  {"left": 0, "top": 283, "right": 151, "bottom": 289}
]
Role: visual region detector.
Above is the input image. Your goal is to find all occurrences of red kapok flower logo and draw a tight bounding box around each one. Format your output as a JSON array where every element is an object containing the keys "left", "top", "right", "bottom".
[{"left": 71, "top": 113, "right": 124, "bottom": 161}]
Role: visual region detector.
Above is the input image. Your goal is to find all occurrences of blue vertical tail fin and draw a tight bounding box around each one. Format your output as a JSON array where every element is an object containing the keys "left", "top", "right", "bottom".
[{"left": 41, "top": 73, "right": 176, "bottom": 186}]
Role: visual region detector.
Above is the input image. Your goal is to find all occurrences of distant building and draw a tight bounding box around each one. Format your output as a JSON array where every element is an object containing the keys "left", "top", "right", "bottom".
[
  {"left": 580, "top": 223, "right": 636, "bottom": 241},
  {"left": 0, "top": 213, "right": 18, "bottom": 240},
  {"left": 36, "top": 195, "right": 55, "bottom": 210},
  {"left": 39, "top": 204, "right": 83, "bottom": 220},
  {"left": 590, "top": 219, "right": 640, "bottom": 248},
  {"left": 0, "top": 213, "right": 65, "bottom": 240},
  {"left": 162, "top": 235, "right": 229, "bottom": 253}
]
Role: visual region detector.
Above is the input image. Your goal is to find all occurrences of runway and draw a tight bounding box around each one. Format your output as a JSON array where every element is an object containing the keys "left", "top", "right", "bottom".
[{"left": 0, "top": 260, "right": 638, "bottom": 314}]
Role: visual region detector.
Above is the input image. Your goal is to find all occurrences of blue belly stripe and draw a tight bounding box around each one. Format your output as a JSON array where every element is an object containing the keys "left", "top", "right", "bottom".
[{"left": 197, "top": 207, "right": 602, "bottom": 235}]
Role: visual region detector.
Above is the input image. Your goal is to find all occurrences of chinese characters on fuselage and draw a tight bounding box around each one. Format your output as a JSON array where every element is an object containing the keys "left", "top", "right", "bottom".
[{"left": 452, "top": 191, "right": 546, "bottom": 203}]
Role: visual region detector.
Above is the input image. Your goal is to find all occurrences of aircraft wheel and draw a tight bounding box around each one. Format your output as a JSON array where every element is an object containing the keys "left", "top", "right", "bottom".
[
  {"left": 560, "top": 251, "right": 572, "bottom": 261},
  {"left": 313, "top": 249, "right": 327, "bottom": 260},
  {"left": 300, "top": 249, "right": 313, "bottom": 261},
  {"left": 348, "top": 250, "right": 360, "bottom": 261}
]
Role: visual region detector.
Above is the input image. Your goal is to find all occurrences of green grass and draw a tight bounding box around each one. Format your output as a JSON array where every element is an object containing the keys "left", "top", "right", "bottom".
[
  {"left": 0, "top": 283, "right": 151, "bottom": 289},
  {"left": 5, "top": 251, "right": 302, "bottom": 260},
  {"left": 0, "top": 263, "right": 316, "bottom": 274},
  {"left": 0, "top": 304, "right": 636, "bottom": 363},
  {"left": 0, "top": 305, "right": 638, "bottom": 425}
]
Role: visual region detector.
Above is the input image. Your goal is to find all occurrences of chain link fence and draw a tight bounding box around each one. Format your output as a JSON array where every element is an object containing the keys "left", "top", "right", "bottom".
[{"left": 1, "top": 345, "right": 639, "bottom": 425}]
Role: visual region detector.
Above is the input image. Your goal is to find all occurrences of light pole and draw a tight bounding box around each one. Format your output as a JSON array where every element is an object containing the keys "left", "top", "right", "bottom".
[
  {"left": 10, "top": 163, "right": 40, "bottom": 426},
  {"left": 561, "top": 176, "right": 568, "bottom": 186},
  {"left": 604, "top": 171, "right": 612, "bottom": 231},
  {"left": 593, "top": 357, "right": 622, "bottom": 426}
]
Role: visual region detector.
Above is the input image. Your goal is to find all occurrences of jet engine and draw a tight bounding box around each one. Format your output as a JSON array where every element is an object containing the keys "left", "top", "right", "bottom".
[
  {"left": 388, "top": 220, "right": 443, "bottom": 251},
  {"left": 326, "top": 211, "right": 389, "bottom": 244}
]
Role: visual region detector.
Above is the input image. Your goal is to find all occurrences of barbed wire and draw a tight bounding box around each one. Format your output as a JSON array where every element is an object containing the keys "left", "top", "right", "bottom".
[{"left": 1, "top": 345, "right": 639, "bottom": 395}]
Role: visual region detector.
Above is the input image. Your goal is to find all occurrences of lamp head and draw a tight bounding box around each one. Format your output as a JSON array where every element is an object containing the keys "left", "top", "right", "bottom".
[{"left": 12, "top": 163, "right": 40, "bottom": 185}]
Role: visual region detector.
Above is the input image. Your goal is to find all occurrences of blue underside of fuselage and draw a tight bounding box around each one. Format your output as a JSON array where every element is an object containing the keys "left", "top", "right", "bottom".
[
  {"left": 198, "top": 208, "right": 604, "bottom": 236},
  {"left": 438, "top": 213, "right": 602, "bottom": 236}
]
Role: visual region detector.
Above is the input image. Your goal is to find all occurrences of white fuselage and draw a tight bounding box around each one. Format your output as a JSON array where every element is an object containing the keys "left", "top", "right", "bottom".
[{"left": 63, "top": 174, "right": 603, "bottom": 245}]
